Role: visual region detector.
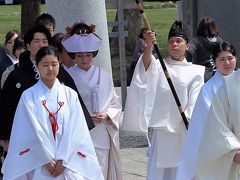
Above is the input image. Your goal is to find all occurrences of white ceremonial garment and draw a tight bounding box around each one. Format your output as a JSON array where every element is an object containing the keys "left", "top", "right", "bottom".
[
  {"left": 176, "top": 71, "right": 224, "bottom": 180},
  {"left": 196, "top": 70, "right": 240, "bottom": 180},
  {"left": 2, "top": 79, "right": 104, "bottom": 180},
  {"left": 67, "top": 65, "right": 123, "bottom": 180},
  {"left": 122, "top": 55, "right": 204, "bottom": 179}
]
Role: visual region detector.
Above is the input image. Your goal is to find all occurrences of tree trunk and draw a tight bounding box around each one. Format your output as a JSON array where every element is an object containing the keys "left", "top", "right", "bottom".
[
  {"left": 21, "top": 0, "right": 41, "bottom": 34},
  {"left": 124, "top": 9, "right": 141, "bottom": 56}
]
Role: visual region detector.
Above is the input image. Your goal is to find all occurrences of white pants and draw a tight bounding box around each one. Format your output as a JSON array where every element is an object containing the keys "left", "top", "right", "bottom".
[
  {"left": 146, "top": 130, "right": 177, "bottom": 180},
  {"left": 95, "top": 148, "right": 110, "bottom": 180}
]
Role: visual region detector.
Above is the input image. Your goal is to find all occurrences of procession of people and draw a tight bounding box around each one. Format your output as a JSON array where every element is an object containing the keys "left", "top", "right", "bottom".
[{"left": 0, "top": 4, "right": 240, "bottom": 180}]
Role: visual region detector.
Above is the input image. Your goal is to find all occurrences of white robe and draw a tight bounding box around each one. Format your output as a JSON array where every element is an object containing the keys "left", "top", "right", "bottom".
[
  {"left": 196, "top": 70, "right": 240, "bottom": 180},
  {"left": 176, "top": 71, "right": 224, "bottom": 180},
  {"left": 67, "top": 65, "right": 123, "bottom": 180},
  {"left": 122, "top": 55, "right": 204, "bottom": 179},
  {"left": 2, "top": 79, "right": 104, "bottom": 180}
]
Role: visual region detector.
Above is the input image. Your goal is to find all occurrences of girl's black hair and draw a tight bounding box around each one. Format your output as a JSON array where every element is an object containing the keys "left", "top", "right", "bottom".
[
  {"left": 35, "top": 46, "right": 59, "bottom": 65},
  {"left": 212, "top": 42, "right": 236, "bottom": 62},
  {"left": 71, "top": 23, "right": 93, "bottom": 35},
  {"left": 12, "top": 35, "right": 25, "bottom": 57}
]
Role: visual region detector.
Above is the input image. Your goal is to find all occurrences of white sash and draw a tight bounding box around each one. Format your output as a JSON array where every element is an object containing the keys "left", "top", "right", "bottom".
[{"left": 89, "top": 66, "right": 100, "bottom": 113}]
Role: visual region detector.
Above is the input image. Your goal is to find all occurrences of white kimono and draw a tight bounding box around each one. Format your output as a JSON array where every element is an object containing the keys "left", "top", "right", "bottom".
[
  {"left": 196, "top": 70, "right": 240, "bottom": 180},
  {"left": 2, "top": 79, "right": 104, "bottom": 180},
  {"left": 176, "top": 71, "right": 224, "bottom": 180},
  {"left": 67, "top": 65, "right": 122, "bottom": 180},
  {"left": 122, "top": 55, "right": 204, "bottom": 180}
]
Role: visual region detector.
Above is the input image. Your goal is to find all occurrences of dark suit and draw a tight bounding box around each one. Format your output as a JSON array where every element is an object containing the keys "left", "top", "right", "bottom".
[
  {"left": 0, "top": 51, "right": 94, "bottom": 140},
  {"left": 0, "top": 54, "right": 13, "bottom": 81}
]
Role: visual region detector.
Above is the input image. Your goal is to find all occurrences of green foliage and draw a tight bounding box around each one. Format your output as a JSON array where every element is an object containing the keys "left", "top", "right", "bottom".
[
  {"left": 144, "top": 8, "right": 176, "bottom": 56},
  {"left": 0, "top": 3, "right": 176, "bottom": 57},
  {"left": 0, "top": 4, "right": 46, "bottom": 44},
  {"left": 144, "top": 1, "right": 176, "bottom": 9},
  {"left": 0, "top": 5, "right": 21, "bottom": 43}
]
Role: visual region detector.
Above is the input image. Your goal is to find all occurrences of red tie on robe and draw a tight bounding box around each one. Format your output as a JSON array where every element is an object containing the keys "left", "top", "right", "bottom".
[{"left": 42, "top": 100, "right": 64, "bottom": 140}]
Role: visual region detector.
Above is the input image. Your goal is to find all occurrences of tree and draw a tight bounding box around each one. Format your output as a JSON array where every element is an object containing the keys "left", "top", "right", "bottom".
[{"left": 21, "top": 0, "right": 41, "bottom": 34}]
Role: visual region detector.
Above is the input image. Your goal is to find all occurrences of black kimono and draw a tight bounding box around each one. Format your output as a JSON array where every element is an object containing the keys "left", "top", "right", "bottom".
[{"left": 0, "top": 51, "right": 94, "bottom": 140}]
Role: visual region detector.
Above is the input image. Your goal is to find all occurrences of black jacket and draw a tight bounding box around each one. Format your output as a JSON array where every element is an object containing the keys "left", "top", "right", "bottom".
[
  {"left": 186, "top": 36, "right": 223, "bottom": 69},
  {"left": 0, "top": 54, "right": 13, "bottom": 81},
  {"left": 0, "top": 51, "right": 94, "bottom": 140}
]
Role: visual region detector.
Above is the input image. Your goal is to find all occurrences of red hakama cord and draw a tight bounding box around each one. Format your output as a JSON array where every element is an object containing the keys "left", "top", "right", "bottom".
[{"left": 42, "top": 100, "right": 64, "bottom": 140}]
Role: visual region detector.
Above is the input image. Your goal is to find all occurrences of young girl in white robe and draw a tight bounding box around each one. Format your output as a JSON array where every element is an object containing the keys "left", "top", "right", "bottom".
[
  {"left": 176, "top": 42, "right": 237, "bottom": 180},
  {"left": 194, "top": 69, "right": 240, "bottom": 180},
  {"left": 62, "top": 23, "right": 123, "bottom": 180},
  {"left": 1, "top": 46, "right": 104, "bottom": 180}
]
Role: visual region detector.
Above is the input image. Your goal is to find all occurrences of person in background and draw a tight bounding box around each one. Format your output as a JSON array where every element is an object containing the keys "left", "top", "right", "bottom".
[
  {"left": 51, "top": 32, "right": 76, "bottom": 70},
  {"left": 134, "top": 27, "right": 157, "bottom": 61},
  {"left": 1, "top": 35, "right": 26, "bottom": 88},
  {"left": 186, "top": 16, "right": 223, "bottom": 82},
  {"left": 128, "top": 27, "right": 157, "bottom": 84},
  {"left": 176, "top": 41, "right": 237, "bottom": 180},
  {"left": 2, "top": 46, "right": 103, "bottom": 179},
  {"left": 34, "top": 13, "right": 55, "bottom": 37},
  {"left": 0, "top": 32, "right": 21, "bottom": 172},
  {"left": 122, "top": 21, "right": 204, "bottom": 180},
  {"left": 193, "top": 59, "right": 240, "bottom": 179},
  {"left": 0, "top": 45, "right": 5, "bottom": 61},
  {"left": 62, "top": 22, "right": 123, "bottom": 180},
  {"left": 0, "top": 30, "right": 20, "bottom": 79}
]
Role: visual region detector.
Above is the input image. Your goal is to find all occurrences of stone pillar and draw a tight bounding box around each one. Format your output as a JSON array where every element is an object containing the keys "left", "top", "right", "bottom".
[
  {"left": 46, "top": 0, "right": 112, "bottom": 74},
  {"left": 182, "top": 0, "right": 198, "bottom": 38}
]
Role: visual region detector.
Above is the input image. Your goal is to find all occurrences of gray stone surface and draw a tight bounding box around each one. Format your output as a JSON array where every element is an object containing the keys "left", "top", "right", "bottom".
[
  {"left": 120, "top": 130, "right": 149, "bottom": 148},
  {"left": 120, "top": 147, "right": 148, "bottom": 179}
]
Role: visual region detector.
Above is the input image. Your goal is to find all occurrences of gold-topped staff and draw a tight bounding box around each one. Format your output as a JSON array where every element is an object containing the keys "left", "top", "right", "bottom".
[{"left": 135, "top": 0, "right": 189, "bottom": 129}]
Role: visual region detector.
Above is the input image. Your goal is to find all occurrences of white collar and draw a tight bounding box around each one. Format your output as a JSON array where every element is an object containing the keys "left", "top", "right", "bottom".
[
  {"left": 165, "top": 57, "right": 189, "bottom": 65},
  {"left": 30, "top": 57, "right": 40, "bottom": 80}
]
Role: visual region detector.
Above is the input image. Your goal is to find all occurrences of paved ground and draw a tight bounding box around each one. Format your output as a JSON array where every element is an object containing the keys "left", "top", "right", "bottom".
[{"left": 120, "top": 147, "right": 148, "bottom": 180}]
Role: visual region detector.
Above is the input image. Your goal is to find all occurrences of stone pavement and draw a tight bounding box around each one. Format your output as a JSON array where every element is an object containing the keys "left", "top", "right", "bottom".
[
  {"left": 120, "top": 147, "right": 148, "bottom": 180},
  {"left": 119, "top": 129, "right": 149, "bottom": 180}
]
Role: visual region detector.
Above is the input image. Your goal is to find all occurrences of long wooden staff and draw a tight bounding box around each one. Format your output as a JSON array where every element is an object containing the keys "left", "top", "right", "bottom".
[{"left": 135, "top": 0, "right": 189, "bottom": 129}]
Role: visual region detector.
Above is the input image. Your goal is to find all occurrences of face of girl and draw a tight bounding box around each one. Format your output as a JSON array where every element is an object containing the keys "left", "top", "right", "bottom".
[
  {"left": 75, "top": 52, "right": 93, "bottom": 71},
  {"left": 37, "top": 55, "right": 59, "bottom": 87},
  {"left": 215, "top": 51, "right": 236, "bottom": 76},
  {"left": 5, "top": 33, "right": 18, "bottom": 55}
]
